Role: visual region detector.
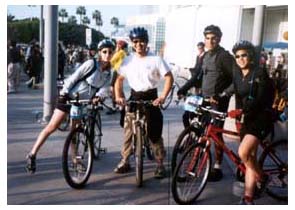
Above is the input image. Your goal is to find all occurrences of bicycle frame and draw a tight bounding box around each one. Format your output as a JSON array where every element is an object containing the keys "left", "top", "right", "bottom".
[
  {"left": 200, "top": 122, "right": 246, "bottom": 175},
  {"left": 194, "top": 108, "right": 286, "bottom": 178}
]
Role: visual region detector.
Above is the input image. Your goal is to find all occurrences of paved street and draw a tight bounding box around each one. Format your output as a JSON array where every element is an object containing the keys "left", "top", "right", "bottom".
[{"left": 7, "top": 77, "right": 287, "bottom": 205}]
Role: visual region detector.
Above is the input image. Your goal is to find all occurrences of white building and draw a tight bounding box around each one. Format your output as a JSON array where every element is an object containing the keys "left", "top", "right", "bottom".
[{"left": 163, "top": 5, "right": 288, "bottom": 68}]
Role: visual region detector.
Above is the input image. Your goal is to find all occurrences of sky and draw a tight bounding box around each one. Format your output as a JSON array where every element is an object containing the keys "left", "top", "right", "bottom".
[{"left": 7, "top": 5, "right": 144, "bottom": 36}]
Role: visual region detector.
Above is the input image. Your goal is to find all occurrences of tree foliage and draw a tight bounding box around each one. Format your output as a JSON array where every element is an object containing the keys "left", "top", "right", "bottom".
[{"left": 7, "top": 18, "right": 104, "bottom": 46}]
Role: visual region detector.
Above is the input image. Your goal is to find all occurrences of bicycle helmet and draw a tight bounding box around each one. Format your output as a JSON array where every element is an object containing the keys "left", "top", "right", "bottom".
[
  {"left": 232, "top": 40, "right": 256, "bottom": 59},
  {"left": 97, "top": 39, "right": 115, "bottom": 51},
  {"left": 129, "top": 27, "right": 149, "bottom": 42},
  {"left": 203, "top": 25, "right": 223, "bottom": 37}
]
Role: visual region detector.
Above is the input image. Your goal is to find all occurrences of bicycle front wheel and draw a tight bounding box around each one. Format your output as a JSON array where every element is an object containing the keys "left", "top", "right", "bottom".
[
  {"left": 259, "top": 139, "right": 288, "bottom": 201},
  {"left": 62, "top": 127, "right": 94, "bottom": 189},
  {"left": 171, "top": 126, "right": 202, "bottom": 173},
  {"left": 135, "top": 127, "right": 143, "bottom": 187},
  {"left": 93, "top": 112, "right": 103, "bottom": 159},
  {"left": 172, "top": 143, "right": 211, "bottom": 204}
]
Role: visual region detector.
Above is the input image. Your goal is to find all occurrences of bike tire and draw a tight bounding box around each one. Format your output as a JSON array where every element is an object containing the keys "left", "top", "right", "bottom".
[
  {"left": 171, "top": 126, "right": 202, "bottom": 173},
  {"left": 93, "top": 112, "right": 103, "bottom": 159},
  {"left": 58, "top": 115, "right": 70, "bottom": 131},
  {"left": 62, "top": 127, "right": 94, "bottom": 189},
  {"left": 258, "top": 139, "right": 288, "bottom": 201},
  {"left": 135, "top": 126, "right": 143, "bottom": 187},
  {"left": 161, "top": 85, "right": 175, "bottom": 110},
  {"left": 172, "top": 143, "right": 211, "bottom": 204}
]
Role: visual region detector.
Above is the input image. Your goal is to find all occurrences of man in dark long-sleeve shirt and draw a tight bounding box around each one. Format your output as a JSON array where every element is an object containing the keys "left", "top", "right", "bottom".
[{"left": 178, "top": 25, "right": 234, "bottom": 181}]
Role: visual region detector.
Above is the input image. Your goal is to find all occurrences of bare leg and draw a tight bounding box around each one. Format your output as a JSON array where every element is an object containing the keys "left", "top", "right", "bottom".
[
  {"left": 30, "top": 109, "right": 67, "bottom": 156},
  {"left": 238, "top": 134, "right": 262, "bottom": 199}
]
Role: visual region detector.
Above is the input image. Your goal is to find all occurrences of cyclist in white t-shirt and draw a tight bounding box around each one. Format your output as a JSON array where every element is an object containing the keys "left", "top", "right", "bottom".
[{"left": 114, "top": 27, "right": 174, "bottom": 179}]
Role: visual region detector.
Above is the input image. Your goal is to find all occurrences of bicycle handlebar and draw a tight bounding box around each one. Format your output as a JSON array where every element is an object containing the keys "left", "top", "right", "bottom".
[
  {"left": 126, "top": 100, "right": 154, "bottom": 106},
  {"left": 200, "top": 106, "right": 227, "bottom": 119}
]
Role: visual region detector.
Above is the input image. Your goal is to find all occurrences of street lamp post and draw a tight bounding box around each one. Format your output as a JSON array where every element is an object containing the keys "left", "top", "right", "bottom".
[
  {"left": 39, "top": 5, "right": 44, "bottom": 53},
  {"left": 43, "top": 5, "right": 58, "bottom": 123},
  {"left": 252, "top": 5, "right": 266, "bottom": 48}
]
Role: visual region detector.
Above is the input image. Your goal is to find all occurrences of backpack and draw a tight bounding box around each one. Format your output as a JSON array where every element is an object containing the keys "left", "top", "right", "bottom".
[{"left": 69, "top": 58, "right": 97, "bottom": 92}]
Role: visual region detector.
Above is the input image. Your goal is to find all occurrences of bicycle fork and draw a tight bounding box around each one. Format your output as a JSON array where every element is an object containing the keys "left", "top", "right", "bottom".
[{"left": 187, "top": 138, "right": 210, "bottom": 178}]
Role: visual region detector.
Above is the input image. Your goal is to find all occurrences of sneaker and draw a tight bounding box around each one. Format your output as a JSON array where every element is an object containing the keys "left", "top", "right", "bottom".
[
  {"left": 154, "top": 165, "right": 167, "bottom": 179},
  {"left": 114, "top": 160, "right": 131, "bottom": 174},
  {"left": 239, "top": 197, "right": 255, "bottom": 205},
  {"left": 207, "top": 168, "right": 223, "bottom": 182},
  {"left": 255, "top": 174, "right": 270, "bottom": 197},
  {"left": 26, "top": 154, "right": 36, "bottom": 174}
]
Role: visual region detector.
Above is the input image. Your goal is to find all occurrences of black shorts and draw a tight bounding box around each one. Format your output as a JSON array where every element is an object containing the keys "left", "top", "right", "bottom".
[
  {"left": 56, "top": 95, "right": 71, "bottom": 113},
  {"left": 240, "top": 110, "right": 273, "bottom": 140}
]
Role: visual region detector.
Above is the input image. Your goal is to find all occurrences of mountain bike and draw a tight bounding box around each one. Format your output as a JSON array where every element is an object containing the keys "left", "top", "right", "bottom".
[
  {"left": 125, "top": 100, "right": 155, "bottom": 187},
  {"left": 171, "top": 105, "right": 288, "bottom": 204},
  {"left": 62, "top": 95, "right": 107, "bottom": 189}
]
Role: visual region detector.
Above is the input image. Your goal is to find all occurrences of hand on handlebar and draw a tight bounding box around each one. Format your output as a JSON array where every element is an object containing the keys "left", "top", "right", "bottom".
[
  {"left": 92, "top": 96, "right": 101, "bottom": 105},
  {"left": 115, "top": 97, "right": 126, "bottom": 106},
  {"left": 153, "top": 96, "right": 165, "bottom": 106},
  {"left": 228, "top": 109, "right": 243, "bottom": 119}
]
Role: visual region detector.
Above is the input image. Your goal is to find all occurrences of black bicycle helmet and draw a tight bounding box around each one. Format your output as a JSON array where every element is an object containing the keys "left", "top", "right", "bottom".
[
  {"left": 203, "top": 25, "right": 223, "bottom": 37},
  {"left": 97, "top": 39, "right": 115, "bottom": 51},
  {"left": 232, "top": 40, "right": 256, "bottom": 59},
  {"left": 129, "top": 27, "right": 149, "bottom": 42}
]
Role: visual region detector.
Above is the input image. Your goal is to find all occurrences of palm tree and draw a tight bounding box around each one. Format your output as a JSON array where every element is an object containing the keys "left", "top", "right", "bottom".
[
  {"left": 92, "top": 10, "right": 103, "bottom": 31},
  {"left": 110, "top": 17, "right": 119, "bottom": 28},
  {"left": 7, "top": 14, "right": 15, "bottom": 22},
  {"left": 68, "top": 15, "right": 77, "bottom": 25},
  {"left": 82, "top": 16, "right": 90, "bottom": 26},
  {"left": 76, "top": 6, "right": 86, "bottom": 25},
  {"left": 59, "top": 8, "right": 68, "bottom": 23}
]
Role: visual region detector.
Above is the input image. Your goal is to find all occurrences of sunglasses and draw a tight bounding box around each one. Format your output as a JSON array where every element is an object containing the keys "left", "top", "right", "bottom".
[
  {"left": 132, "top": 40, "right": 146, "bottom": 44},
  {"left": 101, "top": 50, "right": 113, "bottom": 55},
  {"left": 235, "top": 53, "right": 248, "bottom": 59}
]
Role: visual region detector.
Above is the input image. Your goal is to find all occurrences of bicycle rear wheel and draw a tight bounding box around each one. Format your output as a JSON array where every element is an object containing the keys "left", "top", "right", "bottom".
[
  {"left": 62, "top": 127, "right": 94, "bottom": 189},
  {"left": 135, "top": 127, "right": 143, "bottom": 187},
  {"left": 172, "top": 143, "right": 211, "bottom": 204},
  {"left": 259, "top": 139, "right": 288, "bottom": 201},
  {"left": 171, "top": 126, "right": 202, "bottom": 173}
]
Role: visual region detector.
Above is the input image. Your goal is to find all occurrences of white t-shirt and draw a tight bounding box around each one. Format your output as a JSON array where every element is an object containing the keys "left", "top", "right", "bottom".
[{"left": 118, "top": 52, "right": 171, "bottom": 92}]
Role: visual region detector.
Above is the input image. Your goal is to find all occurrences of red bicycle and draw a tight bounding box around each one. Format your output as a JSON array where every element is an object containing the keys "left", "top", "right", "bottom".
[{"left": 171, "top": 106, "right": 288, "bottom": 204}]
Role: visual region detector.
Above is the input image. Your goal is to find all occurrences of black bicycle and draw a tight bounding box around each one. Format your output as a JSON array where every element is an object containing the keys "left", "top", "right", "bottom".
[
  {"left": 125, "top": 100, "right": 155, "bottom": 187},
  {"left": 62, "top": 96, "right": 106, "bottom": 189}
]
